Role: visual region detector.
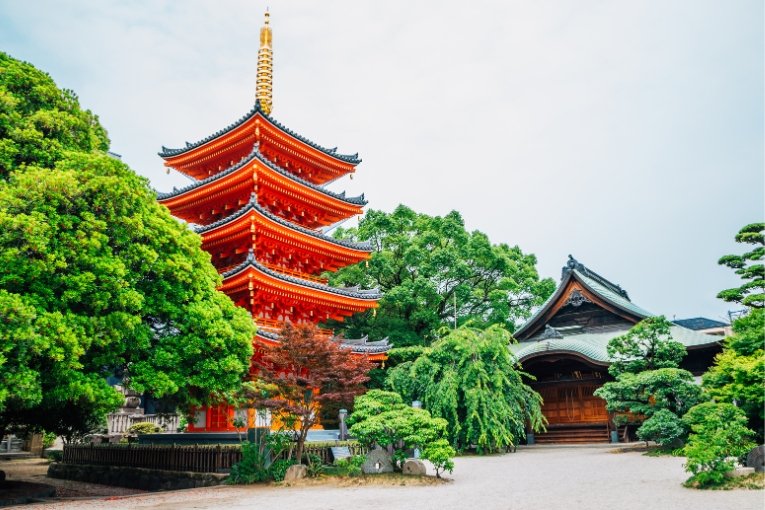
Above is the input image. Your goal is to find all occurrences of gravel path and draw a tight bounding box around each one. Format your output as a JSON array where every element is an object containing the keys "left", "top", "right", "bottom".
[{"left": 12, "top": 447, "right": 764, "bottom": 510}]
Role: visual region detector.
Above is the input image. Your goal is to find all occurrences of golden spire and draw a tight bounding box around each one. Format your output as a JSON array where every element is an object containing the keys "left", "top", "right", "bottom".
[{"left": 256, "top": 9, "right": 273, "bottom": 115}]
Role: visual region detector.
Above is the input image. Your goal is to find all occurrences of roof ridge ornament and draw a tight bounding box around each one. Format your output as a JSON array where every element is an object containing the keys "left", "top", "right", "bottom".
[{"left": 562, "top": 254, "right": 630, "bottom": 300}]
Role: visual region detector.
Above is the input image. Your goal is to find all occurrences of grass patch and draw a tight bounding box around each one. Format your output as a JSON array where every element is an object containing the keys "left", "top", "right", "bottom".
[
  {"left": 280, "top": 471, "right": 449, "bottom": 487},
  {"left": 643, "top": 446, "right": 683, "bottom": 457},
  {"left": 684, "top": 472, "right": 764, "bottom": 490}
]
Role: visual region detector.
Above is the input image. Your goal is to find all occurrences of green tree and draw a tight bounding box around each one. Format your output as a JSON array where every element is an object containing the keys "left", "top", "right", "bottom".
[
  {"left": 717, "top": 222, "right": 764, "bottom": 309},
  {"left": 0, "top": 52, "right": 109, "bottom": 178},
  {"left": 386, "top": 325, "right": 546, "bottom": 452},
  {"left": 703, "top": 309, "right": 765, "bottom": 441},
  {"left": 594, "top": 318, "right": 705, "bottom": 446},
  {"left": 0, "top": 53, "right": 256, "bottom": 440},
  {"left": 0, "top": 152, "right": 256, "bottom": 439},
  {"left": 605, "top": 317, "right": 687, "bottom": 376},
  {"left": 683, "top": 402, "right": 756, "bottom": 488},
  {"left": 328, "top": 205, "right": 555, "bottom": 346},
  {"left": 348, "top": 390, "right": 454, "bottom": 473}
]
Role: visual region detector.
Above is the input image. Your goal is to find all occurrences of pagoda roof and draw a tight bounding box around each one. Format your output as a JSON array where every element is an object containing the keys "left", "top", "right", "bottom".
[
  {"left": 510, "top": 325, "right": 721, "bottom": 365},
  {"left": 158, "top": 100, "right": 361, "bottom": 164},
  {"left": 256, "top": 329, "right": 391, "bottom": 354},
  {"left": 193, "top": 193, "right": 372, "bottom": 252},
  {"left": 514, "top": 255, "right": 652, "bottom": 340},
  {"left": 222, "top": 251, "right": 381, "bottom": 300},
  {"left": 156, "top": 146, "right": 366, "bottom": 206}
]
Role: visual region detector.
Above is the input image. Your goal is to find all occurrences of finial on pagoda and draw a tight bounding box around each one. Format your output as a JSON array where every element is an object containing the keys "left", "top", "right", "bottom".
[{"left": 256, "top": 9, "right": 273, "bottom": 115}]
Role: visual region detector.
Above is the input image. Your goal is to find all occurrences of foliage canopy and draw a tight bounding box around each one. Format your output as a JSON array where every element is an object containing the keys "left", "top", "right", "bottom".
[
  {"left": 716, "top": 222, "right": 764, "bottom": 309},
  {"left": 348, "top": 389, "right": 455, "bottom": 475},
  {"left": 703, "top": 309, "right": 764, "bottom": 441},
  {"left": 386, "top": 325, "right": 546, "bottom": 452},
  {"left": 0, "top": 51, "right": 109, "bottom": 178},
  {"left": 605, "top": 316, "right": 686, "bottom": 377},
  {"left": 0, "top": 52, "right": 255, "bottom": 439},
  {"left": 0, "top": 154, "right": 256, "bottom": 438},
  {"left": 683, "top": 402, "right": 755, "bottom": 488},
  {"left": 242, "top": 323, "right": 373, "bottom": 462},
  {"left": 328, "top": 205, "right": 554, "bottom": 346},
  {"left": 594, "top": 318, "right": 704, "bottom": 446}
]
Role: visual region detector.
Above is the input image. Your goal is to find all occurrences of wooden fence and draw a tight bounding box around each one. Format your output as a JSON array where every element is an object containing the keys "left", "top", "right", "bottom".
[
  {"left": 63, "top": 443, "right": 242, "bottom": 473},
  {"left": 275, "top": 442, "right": 367, "bottom": 464},
  {"left": 62, "top": 441, "right": 367, "bottom": 473}
]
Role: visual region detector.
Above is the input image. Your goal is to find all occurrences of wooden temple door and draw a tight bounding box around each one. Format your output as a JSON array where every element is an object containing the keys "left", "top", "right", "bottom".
[{"left": 537, "top": 382, "right": 608, "bottom": 425}]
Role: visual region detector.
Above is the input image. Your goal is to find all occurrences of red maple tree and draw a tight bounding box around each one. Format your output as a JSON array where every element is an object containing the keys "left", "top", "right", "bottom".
[{"left": 247, "top": 323, "right": 373, "bottom": 461}]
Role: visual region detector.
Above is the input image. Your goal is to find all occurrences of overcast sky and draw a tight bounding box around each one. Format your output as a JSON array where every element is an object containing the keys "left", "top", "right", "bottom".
[{"left": 1, "top": 1, "right": 762, "bottom": 323}]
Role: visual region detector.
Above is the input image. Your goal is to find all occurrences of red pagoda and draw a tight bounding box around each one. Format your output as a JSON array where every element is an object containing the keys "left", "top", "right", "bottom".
[{"left": 157, "top": 11, "right": 387, "bottom": 432}]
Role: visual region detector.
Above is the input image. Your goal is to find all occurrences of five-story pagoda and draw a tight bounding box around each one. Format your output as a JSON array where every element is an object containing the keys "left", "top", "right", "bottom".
[{"left": 157, "top": 11, "right": 387, "bottom": 432}]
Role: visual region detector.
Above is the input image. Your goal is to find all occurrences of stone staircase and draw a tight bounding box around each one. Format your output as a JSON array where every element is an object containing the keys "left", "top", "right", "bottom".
[{"left": 534, "top": 424, "right": 610, "bottom": 444}]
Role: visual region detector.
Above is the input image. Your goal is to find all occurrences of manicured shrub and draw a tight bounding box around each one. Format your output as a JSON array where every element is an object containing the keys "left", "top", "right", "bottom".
[
  {"left": 349, "top": 390, "right": 453, "bottom": 472},
  {"left": 682, "top": 402, "right": 756, "bottom": 488},
  {"left": 636, "top": 409, "right": 687, "bottom": 447},
  {"left": 127, "top": 422, "right": 162, "bottom": 435}
]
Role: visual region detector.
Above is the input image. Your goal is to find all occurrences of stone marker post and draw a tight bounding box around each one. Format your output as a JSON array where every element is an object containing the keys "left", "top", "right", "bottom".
[
  {"left": 338, "top": 409, "right": 348, "bottom": 441},
  {"left": 412, "top": 401, "right": 422, "bottom": 458}
]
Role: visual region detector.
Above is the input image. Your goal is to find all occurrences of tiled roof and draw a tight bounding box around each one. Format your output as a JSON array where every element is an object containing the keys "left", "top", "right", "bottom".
[
  {"left": 156, "top": 147, "right": 367, "bottom": 206},
  {"left": 158, "top": 100, "right": 361, "bottom": 164},
  {"left": 573, "top": 268, "right": 652, "bottom": 319},
  {"left": 511, "top": 325, "right": 720, "bottom": 364},
  {"left": 193, "top": 193, "right": 372, "bottom": 252},
  {"left": 673, "top": 317, "right": 729, "bottom": 330},
  {"left": 514, "top": 255, "right": 651, "bottom": 339},
  {"left": 223, "top": 251, "right": 381, "bottom": 300},
  {"left": 255, "top": 330, "right": 391, "bottom": 354}
]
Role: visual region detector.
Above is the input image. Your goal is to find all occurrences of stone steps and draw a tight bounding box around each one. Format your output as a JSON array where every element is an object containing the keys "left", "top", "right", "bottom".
[{"left": 535, "top": 425, "right": 610, "bottom": 444}]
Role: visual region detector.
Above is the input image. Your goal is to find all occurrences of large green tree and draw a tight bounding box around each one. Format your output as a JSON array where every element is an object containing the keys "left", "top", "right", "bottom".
[
  {"left": 329, "top": 205, "right": 554, "bottom": 346},
  {"left": 0, "top": 53, "right": 256, "bottom": 440},
  {"left": 386, "top": 325, "right": 546, "bottom": 452},
  {"left": 0, "top": 51, "right": 109, "bottom": 178},
  {"left": 0, "top": 154, "right": 256, "bottom": 439},
  {"left": 716, "top": 222, "right": 764, "bottom": 309}
]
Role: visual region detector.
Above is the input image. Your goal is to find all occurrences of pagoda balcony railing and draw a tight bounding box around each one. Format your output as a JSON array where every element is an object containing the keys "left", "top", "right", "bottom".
[
  {"left": 216, "top": 261, "right": 329, "bottom": 285},
  {"left": 260, "top": 262, "right": 329, "bottom": 285},
  {"left": 217, "top": 263, "right": 241, "bottom": 274}
]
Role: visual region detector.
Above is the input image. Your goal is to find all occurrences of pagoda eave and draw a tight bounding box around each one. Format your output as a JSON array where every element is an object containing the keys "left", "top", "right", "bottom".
[
  {"left": 157, "top": 150, "right": 366, "bottom": 227},
  {"left": 159, "top": 104, "right": 360, "bottom": 182},
  {"left": 221, "top": 260, "right": 380, "bottom": 310},
  {"left": 198, "top": 202, "right": 371, "bottom": 266}
]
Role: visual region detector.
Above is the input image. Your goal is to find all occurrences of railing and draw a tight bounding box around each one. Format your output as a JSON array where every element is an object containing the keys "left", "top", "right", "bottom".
[
  {"left": 261, "top": 262, "right": 329, "bottom": 284},
  {"left": 107, "top": 413, "right": 180, "bottom": 435},
  {"left": 63, "top": 443, "right": 242, "bottom": 473},
  {"left": 277, "top": 442, "right": 367, "bottom": 464},
  {"left": 62, "top": 440, "right": 366, "bottom": 473}
]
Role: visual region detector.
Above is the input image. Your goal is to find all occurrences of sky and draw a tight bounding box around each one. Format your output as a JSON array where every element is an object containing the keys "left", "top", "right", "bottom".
[{"left": 1, "top": 1, "right": 762, "bottom": 324}]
